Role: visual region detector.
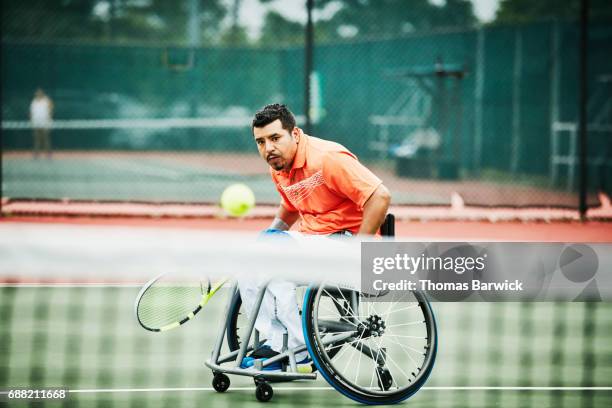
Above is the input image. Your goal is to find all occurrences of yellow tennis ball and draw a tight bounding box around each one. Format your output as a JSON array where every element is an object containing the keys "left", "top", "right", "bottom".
[{"left": 220, "top": 183, "right": 256, "bottom": 217}]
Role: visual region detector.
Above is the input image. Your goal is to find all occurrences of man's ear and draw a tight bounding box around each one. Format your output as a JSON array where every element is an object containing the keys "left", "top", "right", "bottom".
[{"left": 292, "top": 127, "right": 301, "bottom": 143}]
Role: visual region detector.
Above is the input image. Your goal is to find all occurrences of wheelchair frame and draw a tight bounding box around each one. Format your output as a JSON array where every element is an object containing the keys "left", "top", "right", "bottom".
[
  {"left": 205, "top": 280, "right": 318, "bottom": 383},
  {"left": 204, "top": 214, "right": 436, "bottom": 403}
]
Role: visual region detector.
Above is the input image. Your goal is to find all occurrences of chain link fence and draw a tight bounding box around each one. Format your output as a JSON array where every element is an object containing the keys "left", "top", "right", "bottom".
[{"left": 2, "top": 1, "right": 611, "bottom": 208}]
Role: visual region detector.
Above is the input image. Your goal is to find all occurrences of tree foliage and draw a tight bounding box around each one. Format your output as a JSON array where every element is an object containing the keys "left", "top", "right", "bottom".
[
  {"left": 320, "top": 0, "right": 476, "bottom": 39},
  {"left": 259, "top": 10, "right": 305, "bottom": 46},
  {"left": 1, "top": 0, "right": 227, "bottom": 45},
  {"left": 258, "top": 0, "right": 476, "bottom": 46},
  {"left": 494, "top": 0, "right": 612, "bottom": 24},
  {"left": 2, "top": 0, "right": 484, "bottom": 46}
]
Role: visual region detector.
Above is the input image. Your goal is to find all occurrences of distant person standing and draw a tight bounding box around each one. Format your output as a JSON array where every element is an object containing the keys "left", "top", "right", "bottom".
[{"left": 30, "top": 88, "right": 54, "bottom": 158}]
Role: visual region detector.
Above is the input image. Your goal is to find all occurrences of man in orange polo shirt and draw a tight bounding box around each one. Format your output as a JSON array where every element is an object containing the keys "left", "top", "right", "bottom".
[
  {"left": 256, "top": 103, "right": 391, "bottom": 235},
  {"left": 240, "top": 103, "right": 390, "bottom": 370}
]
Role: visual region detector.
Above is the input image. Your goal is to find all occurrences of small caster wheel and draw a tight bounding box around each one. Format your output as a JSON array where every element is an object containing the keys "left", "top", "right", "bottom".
[
  {"left": 212, "top": 373, "right": 230, "bottom": 393},
  {"left": 377, "top": 366, "right": 393, "bottom": 391},
  {"left": 255, "top": 382, "right": 273, "bottom": 402}
]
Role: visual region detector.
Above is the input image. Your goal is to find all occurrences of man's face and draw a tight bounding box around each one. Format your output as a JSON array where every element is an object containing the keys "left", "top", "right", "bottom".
[{"left": 253, "top": 119, "right": 299, "bottom": 171}]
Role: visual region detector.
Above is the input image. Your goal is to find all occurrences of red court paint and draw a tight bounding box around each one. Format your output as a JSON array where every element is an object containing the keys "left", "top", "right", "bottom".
[{"left": 2, "top": 217, "right": 610, "bottom": 242}]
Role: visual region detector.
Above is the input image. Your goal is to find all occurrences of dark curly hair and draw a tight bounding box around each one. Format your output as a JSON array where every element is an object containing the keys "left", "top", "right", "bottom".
[{"left": 252, "top": 104, "right": 296, "bottom": 131}]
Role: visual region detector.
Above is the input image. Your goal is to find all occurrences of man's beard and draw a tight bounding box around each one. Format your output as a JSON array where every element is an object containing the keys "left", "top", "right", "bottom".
[{"left": 267, "top": 154, "right": 284, "bottom": 171}]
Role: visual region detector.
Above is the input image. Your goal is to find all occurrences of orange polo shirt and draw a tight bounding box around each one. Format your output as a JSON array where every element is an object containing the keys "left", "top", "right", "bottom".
[{"left": 270, "top": 134, "right": 382, "bottom": 234}]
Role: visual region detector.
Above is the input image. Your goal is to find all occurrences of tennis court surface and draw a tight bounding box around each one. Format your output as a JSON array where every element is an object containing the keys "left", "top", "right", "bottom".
[
  {"left": 1, "top": 219, "right": 611, "bottom": 407},
  {"left": 1, "top": 283, "right": 611, "bottom": 407}
]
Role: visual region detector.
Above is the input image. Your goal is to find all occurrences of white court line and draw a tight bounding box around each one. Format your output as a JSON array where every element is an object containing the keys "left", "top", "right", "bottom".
[
  {"left": 2, "top": 386, "right": 611, "bottom": 397},
  {"left": 104, "top": 159, "right": 185, "bottom": 180},
  {"left": 3, "top": 386, "right": 610, "bottom": 395},
  {"left": 1, "top": 116, "right": 306, "bottom": 130}
]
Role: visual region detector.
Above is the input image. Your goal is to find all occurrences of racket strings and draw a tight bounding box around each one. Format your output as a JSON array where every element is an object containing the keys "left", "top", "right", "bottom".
[{"left": 137, "top": 282, "right": 204, "bottom": 329}]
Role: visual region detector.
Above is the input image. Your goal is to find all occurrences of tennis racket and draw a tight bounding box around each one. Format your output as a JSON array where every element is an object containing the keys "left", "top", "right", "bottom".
[{"left": 135, "top": 272, "right": 227, "bottom": 332}]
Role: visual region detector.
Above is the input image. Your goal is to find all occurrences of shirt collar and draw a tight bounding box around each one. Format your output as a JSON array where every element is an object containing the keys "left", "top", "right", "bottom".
[
  {"left": 277, "top": 132, "right": 308, "bottom": 176},
  {"left": 292, "top": 132, "right": 308, "bottom": 170}
]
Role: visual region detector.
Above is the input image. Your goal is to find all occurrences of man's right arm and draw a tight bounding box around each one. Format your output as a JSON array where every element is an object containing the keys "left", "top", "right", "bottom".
[{"left": 269, "top": 205, "right": 300, "bottom": 231}]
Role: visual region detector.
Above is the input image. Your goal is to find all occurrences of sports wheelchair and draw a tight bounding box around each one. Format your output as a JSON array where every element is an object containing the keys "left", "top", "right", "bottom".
[{"left": 204, "top": 215, "right": 437, "bottom": 404}]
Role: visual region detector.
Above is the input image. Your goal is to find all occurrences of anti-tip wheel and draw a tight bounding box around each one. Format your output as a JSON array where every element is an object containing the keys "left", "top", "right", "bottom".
[
  {"left": 212, "top": 373, "right": 230, "bottom": 393},
  {"left": 255, "top": 382, "right": 273, "bottom": 402},
  {"left": 377, "top": 367, "right": 393, "bottom": 391}
]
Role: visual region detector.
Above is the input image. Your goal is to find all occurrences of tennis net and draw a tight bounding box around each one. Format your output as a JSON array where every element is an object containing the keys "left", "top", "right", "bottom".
[
  {"left": 3, "top": 117, "right": 604, "bottom": 218},
  {"left": 0, "top": 224, "right": 611, "bottom": 407},
  {"left": 2, "top": 117, "right": 279, "bottom": 205}
]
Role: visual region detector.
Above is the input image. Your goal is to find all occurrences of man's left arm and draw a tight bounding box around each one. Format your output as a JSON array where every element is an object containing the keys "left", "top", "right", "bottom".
[
  {"left": 322, "top": 152, "right": 391, "bottom": 235},
  {"left": 358, "top": 184, "right": 391, "bottom": 235}
]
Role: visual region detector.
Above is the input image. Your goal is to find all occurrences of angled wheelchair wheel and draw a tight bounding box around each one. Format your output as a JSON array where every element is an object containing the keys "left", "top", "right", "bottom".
[
  {"left": 302, "top": 284, "right": 437, "bottom": 405},
  {"left": 226, "top": 290, "right": 243, "bottom": 351}
]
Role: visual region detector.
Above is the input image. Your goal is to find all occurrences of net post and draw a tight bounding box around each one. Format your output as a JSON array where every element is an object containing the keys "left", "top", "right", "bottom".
[
  {"left": 303, "top": 0, "right": 314, "bottom": 133},
  {"left": 578, "top": 0, "right": 589, "bottom": 221}
]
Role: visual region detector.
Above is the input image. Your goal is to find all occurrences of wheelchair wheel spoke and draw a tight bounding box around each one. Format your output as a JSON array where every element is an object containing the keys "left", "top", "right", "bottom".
[
  {"left": 383, "top": 333, "right": 424, "bottom": 371},
  {"left": 383, "top": 334, "right": 427, "bottom": 340},
  {"left": 354, "top": 329, "right": 365, "bottom": 384},
  {"left": 323, "top": 288, "right": 359, "bottom": 321},
  {"left": 323, "top": 334, "right": 371, "bottom": 354},
  {"left": 383, "top": 346, "right": 413, "bottom": 383},
  {"left": 380, "top": 304, "right": 420, "bottom": 315},
  {"left": 368, "top": 335, "right": 385, "bottom": 389},
  {"left": 386, "top": 321, "right": 426, "bottom": 329}
]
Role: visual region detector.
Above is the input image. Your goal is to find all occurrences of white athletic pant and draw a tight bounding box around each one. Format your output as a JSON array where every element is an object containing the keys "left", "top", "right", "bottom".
[
  {"left": 238, "top": 231, "right": 351, "bottom": 361},
  {"left": 238, "top": 277, "right": 308, "bottom": 361}
]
